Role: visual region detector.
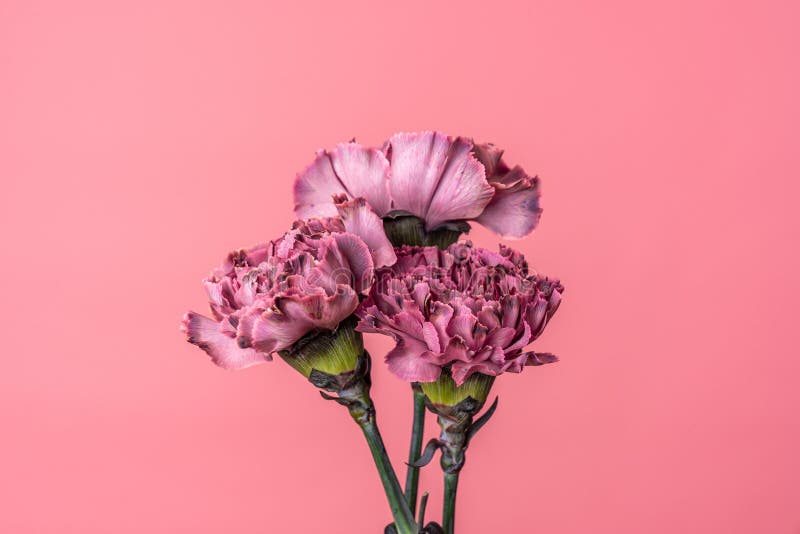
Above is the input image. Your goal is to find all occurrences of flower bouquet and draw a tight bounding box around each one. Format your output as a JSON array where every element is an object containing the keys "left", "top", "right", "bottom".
[{"left": 182, "top": 131, "right": 563, "bottom": 533}]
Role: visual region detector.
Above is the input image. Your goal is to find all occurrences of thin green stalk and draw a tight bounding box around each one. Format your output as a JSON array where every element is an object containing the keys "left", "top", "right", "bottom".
[
  {"left": 442, "top": 472, "right": 460, "bottom": 534},
  {"left": 404, "top": 388, "right": 426, "bottom": 513},
  {"left": 417, "top": 491, "right": 429, "bottom": 527},
  {"left": 360, "top": 419, "right": 418, "bottom": 534}
]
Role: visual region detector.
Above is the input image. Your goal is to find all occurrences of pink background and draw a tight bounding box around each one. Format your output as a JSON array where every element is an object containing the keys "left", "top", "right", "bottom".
[{"left": 2, "top": 1, "right": 798, "bottom": 532}]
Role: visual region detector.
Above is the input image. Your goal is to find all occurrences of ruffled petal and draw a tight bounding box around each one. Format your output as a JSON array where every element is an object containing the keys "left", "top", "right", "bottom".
[
  {"left": 485, "top": 326, "right": 516, "bottom": 348},
  {"left": 247, "top": 287, "right": 360, "bottom": 353},
  {"left": 293, "top": 149, "right": 347, "bottom": 219},
  {"left": 385, "top": 337, "right": 442, "bottom": 382},
  {"left": 527, "top": 295, "right": 550, "bottom": 338},
  {"left": 328, "top": 143, "right": 392, "bottom": 215},
  {"left": 279, "top": 287, "right": 359, "bottom": 331},
  {"left": 445, "top": 307, "right": 479, "bottom": 347},
  {"left": 294, "top": 143, "right": 391, "bottom": 219},
  {"left": 386, "top": 132, "right": 494, "bottom": 230},
  {"left": 335, "top": 197, "right": 397, "bottom": 268},
  {"left": 471, "top": 142, "right": 505, "bottom": 177},
  {"left": 358, "top": 307, "right": 442, "bottom": 382},
  {"left": 422, "top": 322, "right": 442, "bottom": 353},
  {"left": 385, "top": 131, "right": 452, "bottom": 220},
  {"left": 525, "top": 352, "right": 559, "bottom": 366},
  {"left": 306, "top": 233, "right": 373, "bottom": 295},
  {"left": 429, "top": 301, "right": 454, "bottom": 345},
  {"left": 450, "top": 355, "right": 507, "bottom": 386},
  {"left": 442, "top": 337, "right": 470, "bottom": 364},
  {"left": 424, "top": 137, "right": 493, "bottom": 230},
  {"left": 476, "top": 166, "right": 542, "bottom": 239},
  {"left": 182, "top": 312, "right": 271, "bottom": 370},
  {"left": 330, "top": 233, "right": 375, "bottom": 294},
  {"left": 356, "top": 241, "right": 562, "bottom": 384}
]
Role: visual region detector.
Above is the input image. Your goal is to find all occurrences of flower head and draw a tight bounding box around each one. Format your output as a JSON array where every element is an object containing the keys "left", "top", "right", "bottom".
[
  {"left": 182, "top": 198, "right": 395, "bottom": 371},
  {"left": 357, "top": 241, "right": 562, "bottom": 386},
  {"left": 294, "top": 131, "right": 542, "bottom": 242}
]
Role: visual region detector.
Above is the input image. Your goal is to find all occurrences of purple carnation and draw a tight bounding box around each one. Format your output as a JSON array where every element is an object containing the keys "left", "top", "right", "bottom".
[
  {"left": 294, "top": 131, "right": 542, "bottom": 239},
  {"left": 357, "top": 241, "right": 562, "bottom": 385},
  {"left": 182, "top": 198, "right": 395, "bottom": 370}
]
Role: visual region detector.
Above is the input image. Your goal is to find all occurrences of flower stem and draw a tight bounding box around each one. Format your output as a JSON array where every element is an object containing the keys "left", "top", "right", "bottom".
[
  {"left": 359, "top": 418, "right": 418, "bottom": 534},
  {"left": 442, "top": 472, "right": 459, "bottom": 534},
  {"left": 329, "top": 352, "right": 418, "bottom": 534},
  {"left": 417, "top": 491, "right": 429, "bottom": 527},
  {"left": 404, "top": 388, "right": 426, "bottom": 513}
]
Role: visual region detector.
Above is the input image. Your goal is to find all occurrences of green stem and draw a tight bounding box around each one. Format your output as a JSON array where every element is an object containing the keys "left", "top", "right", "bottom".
[
  {"left": 417, "top": 491, "right": 429, "bottom": 527},
  {"left": 360, "top": 419, "right": 418, "bottom": 534},
  {"left": 442, "top": 472, "right": 460, "bottom": 534},
  {"left": 404, "top": 388, "right": 426, "bottom": 513}
]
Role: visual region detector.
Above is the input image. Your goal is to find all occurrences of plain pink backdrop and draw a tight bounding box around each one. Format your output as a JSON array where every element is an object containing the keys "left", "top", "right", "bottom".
[{"left": 1, "top": 1, "right": 798, "bottom": 532}]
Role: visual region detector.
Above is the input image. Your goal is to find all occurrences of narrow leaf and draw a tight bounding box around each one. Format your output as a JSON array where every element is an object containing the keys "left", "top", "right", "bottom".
[
  {"left": 318, "top": 391, "right": 351, "bottom": 407},
  {"left": 466, "top": 396, "right": 499, "bottom": 444},
  {"left": 409, "top": 439, "right": 443, "bottom": 468}
]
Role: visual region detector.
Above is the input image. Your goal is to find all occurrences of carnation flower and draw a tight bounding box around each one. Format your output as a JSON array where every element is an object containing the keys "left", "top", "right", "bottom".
[
  {"left": 357, "top": 241, "right": 562, "bottom": 386},
  {"left": 293, "top": 131, "right": 542, "bottom": 243},
  {"left": 181, "top": 198, "right": 395, "bottom": 371}
]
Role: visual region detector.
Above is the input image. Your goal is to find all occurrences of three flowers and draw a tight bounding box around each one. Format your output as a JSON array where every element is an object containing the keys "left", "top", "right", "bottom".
[
  {"left": 181, "top": 131, "right": 563, "bottom": 534},
  {"left": 184, "top": 131, "right": 560, "bottom": 385}
]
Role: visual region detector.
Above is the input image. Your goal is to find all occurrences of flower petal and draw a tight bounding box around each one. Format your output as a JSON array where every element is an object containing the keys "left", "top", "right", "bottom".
[
  {"left": 450, "top": 357, "right": 506, "bottom": 386},
  {"left": 386, "top": 131, "right": 453, "bottom": 220},
  {"left": 294, "top": 143, "right": 391, "bottom": 219},
  {"left": 335, "top": 197, "right": 397, "bottom": 268},
  {"left": 328, "top": 143, "right": 392, "bottom": 215},
  {"left": 476, "top": 166, "right": 542, "bottom": 238},
  {"left": 386, "top": 132, "right": 493, "bottom": 230},
  {"left": 471, "top": 142, "right": 505, "bottom": 177},
  {"left": 525, "top": 352, "right": 559, "bottom": 366},
  {"left": 247, "top": 287, "right": 360, "bottom": 353},
  {"left": 385, "top": 338, "right": 442, "bottom": 382},
  {"left": 330, "top": 233, "right": 375, "bottom": 294},
  {"left": 182, "top": 311, "right": 271, "bottom": 370},
  {"left": 424, "top": 137, "right": 493, "bottom": 230},
  {"left": 422, "top": 321, "right": 442, "bottom": 353},
  {"left": 293, "top": 149, "right": 346, "bottom": 219}
]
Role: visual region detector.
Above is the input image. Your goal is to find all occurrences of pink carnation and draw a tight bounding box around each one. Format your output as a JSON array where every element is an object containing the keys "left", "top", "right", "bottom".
[
  {"left": 182, "top": 199, "right": 395, "bottom": 370},
  {"left": 357, "top": 241, "right": 562, "bottom": 385},
  {"left": 294, "top": 131, "right": 542, "bottom": 239}
]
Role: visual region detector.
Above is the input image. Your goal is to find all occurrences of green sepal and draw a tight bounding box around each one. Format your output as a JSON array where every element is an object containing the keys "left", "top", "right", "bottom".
[
  {"left": 382, "top": 214, "right": 469, "bottom": 249},
  {"left": 278, "top": 315, "right": 363, "bottom": 379},
  {"left": 304, "top": 350, "right": 371, "bottom": 394},
  {"left": 420, "top": 371, "right": 494, "bottom": 418}
]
